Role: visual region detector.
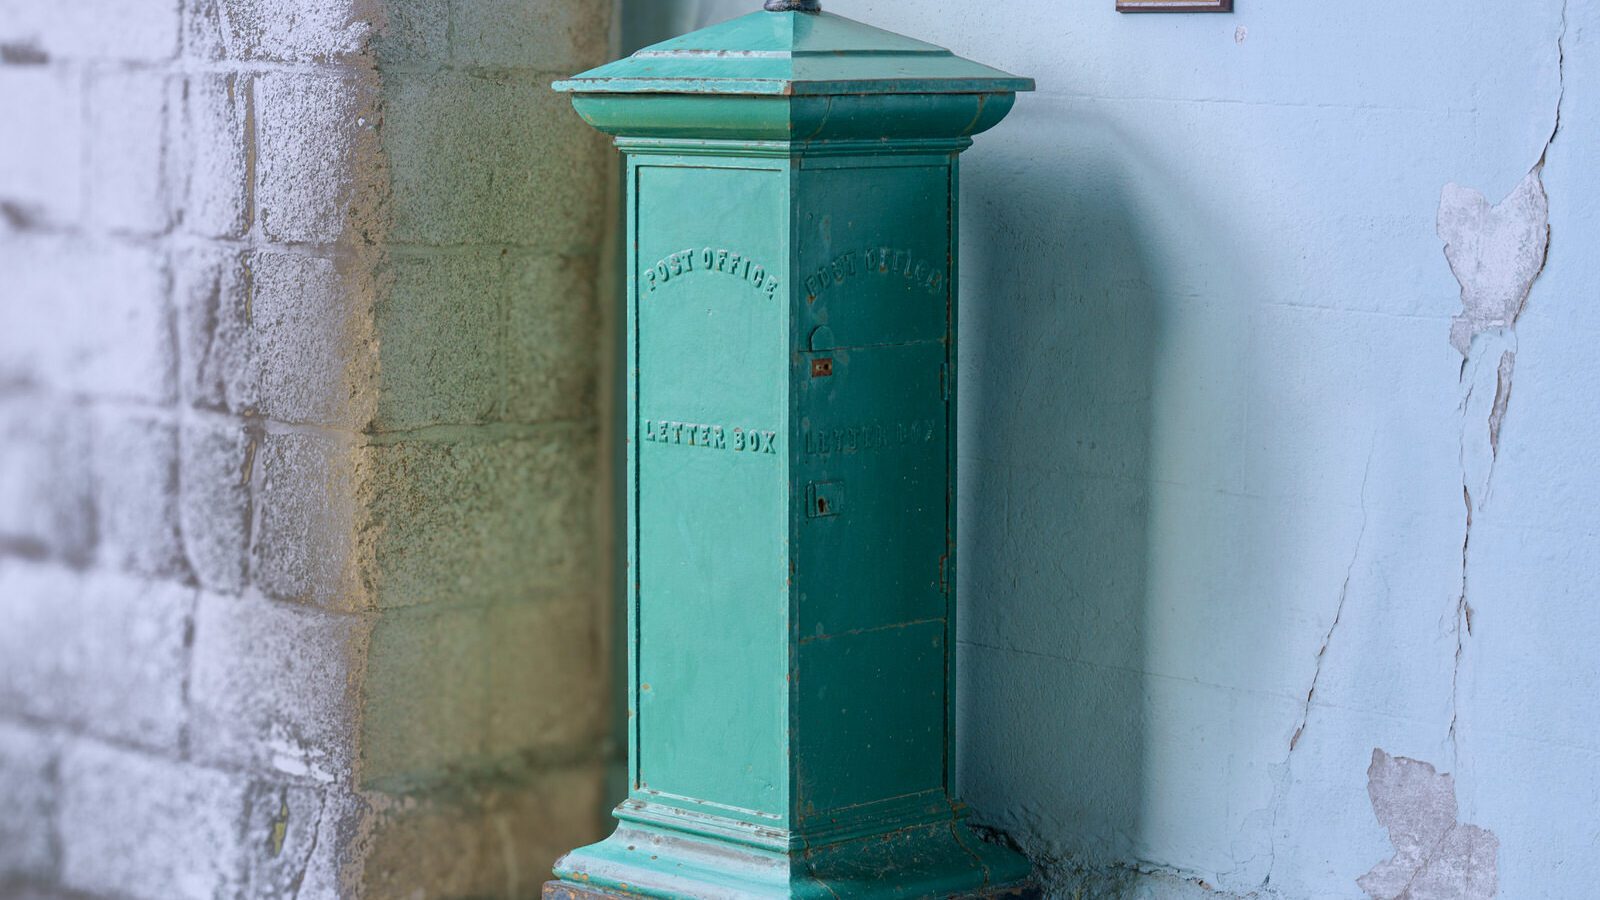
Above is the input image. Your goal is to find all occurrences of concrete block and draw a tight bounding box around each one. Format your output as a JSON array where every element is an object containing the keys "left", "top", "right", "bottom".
[
  {"left": 362, "top": 428, "right": 598, "bottom": 609},
  {"left": 58, "top": 741, "right": 247, "bottom": 900},
  {"left": 72, "top": 243, "right": 174, "bottom": 402},
  {"left": 86, "top": 71, "right": 173, "bottom": 235},
  {"left": 0, "top": 562, "right": 75, "bottom": 718},
  {"left": 178, "top": 420, "right": 252, "bottom": 593},
  {"left": 252, "top": 431, "right": 361, "bottom": 608},
  {"left": 256, "top": 72, "right": 382, "bottom": 244},
  {"left": 506, "top": 253, "right": 600, "bottom": 424},
  {"left": 450, "top": 0, "right": 610, "bottom": 72},
  {"left": 177, "top": 248, "right": 376, "bottom": 425},
  {"left": 359, "top": 789, "right": 485, "bottom": 898},
  {"left": 373, "top": 0, "right": 450, "bottom": 66},
  {"left": 0, "top": 68, "right": 82, "bottom": 228},
  {"left": 0, "top": 721, "right": 55, "bottom": 880},
  {"left": 92, "top": 411, "right": 187, "bottom": 579},
  {"left": 0, "top": 399, "right": 93, "bottom": 563},
  {"left": 374, "top": 252, "right": 500, "bottom": 430},
  {"left": 204, "top": 0, "right": 370, "bottom": 63},
  {"left": 360, "top": 764, "right": 608, "bottom": 899},
  {"left": 487, "top": 599, "right": 605, "bottom": 758},
  {"left": 0, "top": 0, "right": 179, "bottom": 62},
  {"left": 0, "top": 239, "right": 173, "bottom": 402},
  {"left": 0, "top": 564, "right": 192, "bottom": 753},
  {"left": 173, "top": 246, "right": 250, "bottom": 412},
  {"left": 180, "top": 74, "right": 250, "bottom": 238},
  {"left": 248, "top": 250, "right": 376, "bottom": 426},
  {"left": 385, "top": 73, "right": 610, "bottom": 250},
  {"left": 189, "top": 591, "right": 367, "bottom": 782},
  {"left": 486, "top": 763, "right": 610, "bottom": 895},
  {"left": 360, "top": 605, "right": 487, "bottom": 785}
]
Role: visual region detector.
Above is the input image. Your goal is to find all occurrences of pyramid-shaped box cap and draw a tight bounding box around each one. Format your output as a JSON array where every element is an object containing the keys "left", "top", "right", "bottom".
[{"left": 553, "top": 5, "right": 1033, "bottom": 144}]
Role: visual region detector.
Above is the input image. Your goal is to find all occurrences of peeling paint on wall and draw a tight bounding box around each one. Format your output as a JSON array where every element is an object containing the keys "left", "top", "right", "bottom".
[
  {"left": 1437, "top": 169, "right": 1551, "bottom": 760},
  {"left": 1487, "top": 350, "right": 1515, "bottom": 457},
  {"left": 1360, "top": 749, "right": 1498, "bottom": 900},
  {"left": 1437, "top": 172, "right": 1549, "bottom": 358}
]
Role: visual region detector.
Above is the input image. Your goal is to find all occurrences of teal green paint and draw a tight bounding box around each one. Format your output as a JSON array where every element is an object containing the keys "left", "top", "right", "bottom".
[
  {"left": 553, "top": 9, "right": 1031, "bottom": 897},
  {"left": 553, "top": 10, "right": 1031, "bottom": 96}
]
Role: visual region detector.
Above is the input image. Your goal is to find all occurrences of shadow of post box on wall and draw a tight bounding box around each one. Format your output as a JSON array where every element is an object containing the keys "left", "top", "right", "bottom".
[{"left": 550, "top": 3, "right": 1033, "bottom": 896}]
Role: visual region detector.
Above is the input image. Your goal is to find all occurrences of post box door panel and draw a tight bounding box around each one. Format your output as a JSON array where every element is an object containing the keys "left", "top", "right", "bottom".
[
  {"left": 633, "top": 162, "right": 790, "bottom": 819},
  {"left": 792, "top": 161, "right": 954, "bottom": 817},
  {"left": 796, "top": 164, "right": 951, "bottom": 350}
]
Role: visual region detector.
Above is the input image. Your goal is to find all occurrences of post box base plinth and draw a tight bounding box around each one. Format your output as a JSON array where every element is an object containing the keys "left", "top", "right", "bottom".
[
  {"left": 544, "top": 819, "right": 1036, "bottom": 899},
  {"left": 543, "top": 880, "right": 1043, "bottom": 899}
]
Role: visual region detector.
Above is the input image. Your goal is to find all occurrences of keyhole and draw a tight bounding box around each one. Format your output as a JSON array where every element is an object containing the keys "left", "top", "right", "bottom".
[{"left": 817, "top": 497, "right": 829, "bottom": 514}]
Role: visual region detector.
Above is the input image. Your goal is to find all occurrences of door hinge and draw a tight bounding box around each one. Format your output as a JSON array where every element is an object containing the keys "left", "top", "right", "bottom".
[{"left": 940, "top": 362, "right": 950, "bottom": 401}]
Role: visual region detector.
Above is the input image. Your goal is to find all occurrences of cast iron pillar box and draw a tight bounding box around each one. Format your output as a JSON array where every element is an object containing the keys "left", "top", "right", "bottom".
[{"left": 550, "top": 4, "right": 1033, "bottom": 897}]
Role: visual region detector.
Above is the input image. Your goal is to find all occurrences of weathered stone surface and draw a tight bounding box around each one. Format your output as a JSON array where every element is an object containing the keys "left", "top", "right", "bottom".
[
  {"left": 86, "top": 71, "right": 173, "bottom": 235},
  {"left": 361, "top": 605, "right": 488, "bottom": 785},
  {"left": 0, "top": 564, "right": 192, "bottom": 752},
  {"left": 0, "top": 68, "right": 82, "bottom": 227},
  {"left": 180, "top": 74, "right": 250, "bottom": 238},
  {"left": 292, "top": 788, "right": 368, "bottom": 899},
  {"left": 58, "top": 742, "right": 248, "bottom": 900},
  {"left": 385, "top": 72, "right": 609, "bottom": 250},
  {"left": 0, "top": 399, "right": 93, "bottom": 563},
  {"left": 92, "top": 411, "right": 186, "bottom": 579},
  {"left": 178, "top": 420, "right": 252, "bottom": 593},
  {"left": 252, "top": 431, "right": 361, "bottom": 608},
  {"left": 507, "top": 253, "right": 600, "bottom": 424},
  {"left": 450, "top": 0, "right": 610, "bottom": 72},
  {"left": 361, "top": 429, "right": 598, "bottom": 609},
  {"left": 488, "top": 599, "right": 605, "bottom": 758},
  {"left": 374, "top": 252, "right": 501, "bottom": 430},
  {"left": 189, "top": 590, "right": 367, "bottom": 781},
  {"left": 241, "top": 780, "right": 326, "bottom": 896},
  {"left": 0, "top": 721, "right": 56, "bottom": 881},
  {"left": 256, "top": 72, "right": 383, "bottom": 244}
]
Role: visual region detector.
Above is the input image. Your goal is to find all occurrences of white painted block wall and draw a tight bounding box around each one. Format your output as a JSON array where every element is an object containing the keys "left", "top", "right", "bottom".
[{"left": 0, "top": 0, "right": 616, "bottom": 896}]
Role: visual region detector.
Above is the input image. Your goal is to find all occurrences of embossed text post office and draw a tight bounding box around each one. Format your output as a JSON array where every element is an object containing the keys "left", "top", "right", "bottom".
[{"left": 550, "top": 3, "right": 1033, "bottom": 896}]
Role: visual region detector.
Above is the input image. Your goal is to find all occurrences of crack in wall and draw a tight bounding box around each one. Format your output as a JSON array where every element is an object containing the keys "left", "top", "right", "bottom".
[
  {"left": 1435, "top": 0, "right": 1563, "bottom": 755},
  {"left": 1288, "top": 439, "right": 1375, "bottom": 753}
]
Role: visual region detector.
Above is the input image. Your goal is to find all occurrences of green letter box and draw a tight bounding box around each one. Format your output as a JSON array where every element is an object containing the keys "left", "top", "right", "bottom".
[{"left": 550, "top": 4, "right": 1033, "bottom": 897}]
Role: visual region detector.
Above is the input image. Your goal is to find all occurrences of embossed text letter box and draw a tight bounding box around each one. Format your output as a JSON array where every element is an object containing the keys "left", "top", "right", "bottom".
[{"left": 550, "top": 4, "right": 1033, "bottom": 896}]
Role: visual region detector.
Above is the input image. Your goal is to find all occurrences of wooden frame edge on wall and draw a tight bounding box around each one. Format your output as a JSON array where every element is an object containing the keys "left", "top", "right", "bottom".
[{"left": 1117, "top": 0, "right": 1232, "bottom": 12}]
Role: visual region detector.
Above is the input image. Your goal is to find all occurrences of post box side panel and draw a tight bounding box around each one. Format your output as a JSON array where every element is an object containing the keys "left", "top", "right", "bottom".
[
  {"left": 791, "top": 160, "right": 955, "bottom": 821},
  {"left": 632, "top": 161, "right": 791, "bottom": 821}
]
